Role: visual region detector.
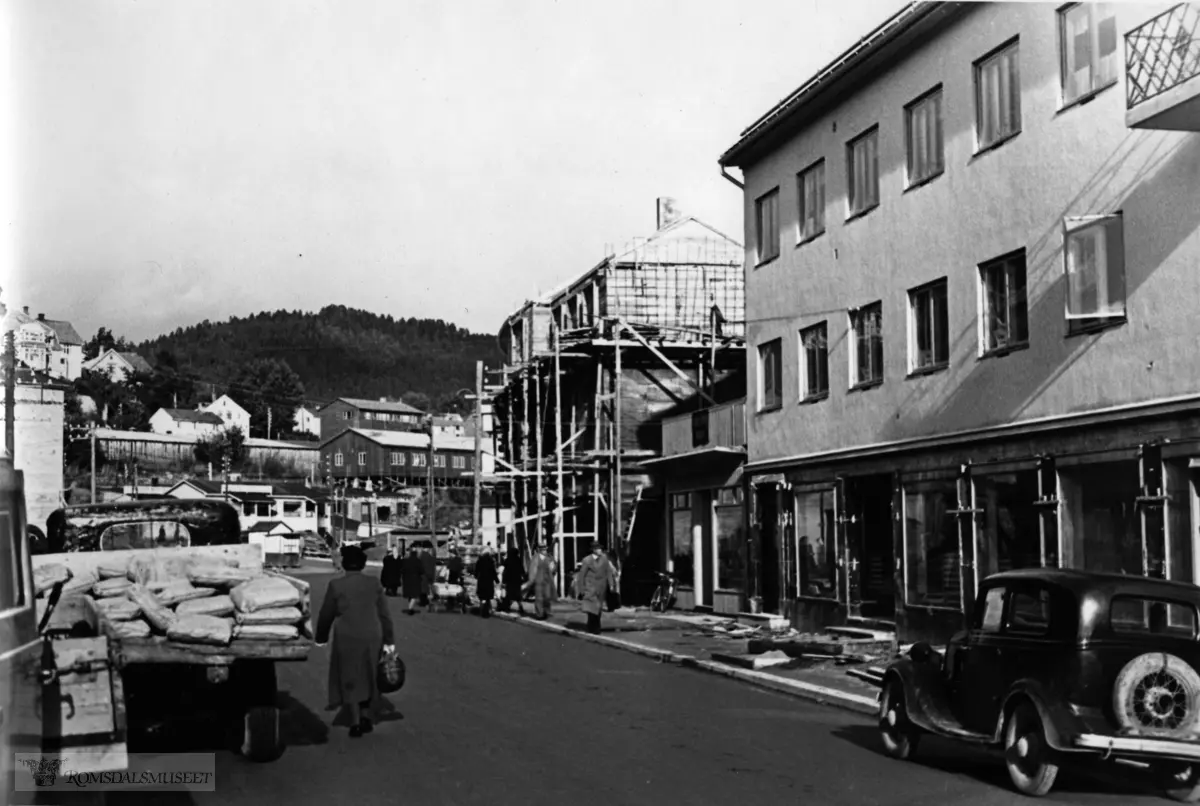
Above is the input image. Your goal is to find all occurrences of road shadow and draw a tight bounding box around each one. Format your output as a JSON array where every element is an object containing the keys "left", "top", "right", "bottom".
[
  {"left": 328, "top": 695, "right": 404, "bottom": 728},
  {"left": 831, "top": 724, "right": 1154, "bottom": 798},
  {"left": 277, "top": 691, "right": 330, "bottom": 746}
]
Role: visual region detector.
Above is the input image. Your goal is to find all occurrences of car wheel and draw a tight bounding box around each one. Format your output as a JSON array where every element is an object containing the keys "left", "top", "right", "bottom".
[
  {"left": 1154, "top": 762, "right": 1200, "bottom": 802},
  {"left": 1004, "top": 702, "right": 1058, "bottom": 797},
  {"left": 1114, "top": 652, "right": 1200, "bottom": 737},
  {"left": 879, "top": 679, "right": 920, "bottom": 760}
]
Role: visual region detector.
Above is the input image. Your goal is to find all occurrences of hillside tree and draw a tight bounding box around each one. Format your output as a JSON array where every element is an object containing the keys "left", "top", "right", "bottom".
[{"left": 227, "top": 358, "right": 305, "bottom": 439}]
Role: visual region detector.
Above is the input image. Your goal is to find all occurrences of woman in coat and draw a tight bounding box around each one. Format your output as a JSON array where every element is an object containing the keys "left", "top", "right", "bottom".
[
  {"left": 419, "top": 548, "right": 438, "bottom": 612},
  {"left": 575, "top": 541, "right": 616, "bottom": 635},
  {"left": 473, "top": 546, "right": 499, "bottom": 618},
  {"left": 380, "top": 545, "right": 402, "bottom": 596},
  {"left": 500, "top": 546, "right": 527, "bottom": 615},
  {"left": 401, "top": 546, "right": 424, "bottom": 615},
  {"left": 314, "top": 545, "right": 395, "bottom": 738}
]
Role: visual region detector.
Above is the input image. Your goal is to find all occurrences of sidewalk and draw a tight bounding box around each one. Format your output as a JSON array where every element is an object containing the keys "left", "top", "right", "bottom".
[{"left": 491, "top": 600, "right": 884, "bottom": 716}]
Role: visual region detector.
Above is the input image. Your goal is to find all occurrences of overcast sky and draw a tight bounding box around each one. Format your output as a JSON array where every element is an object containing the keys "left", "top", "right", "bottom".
[{"left": 8, "top": 0, "right": 904, "bottom": 343}]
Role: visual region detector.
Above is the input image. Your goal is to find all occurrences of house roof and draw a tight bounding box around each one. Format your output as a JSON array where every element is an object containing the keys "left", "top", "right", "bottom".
[
  {"left": 272, "top": 482, "right": 317, "bottom": 500},
  {"left": 326, "top": 428, "right": 430, "bottom": 449},
  {"left": 121, "top": 352, "right": 154, "bottom": 374},
  {"left": 177, "top": 479, "right": 223, "bottom": 495},
  {"left": 335, "top": 397, "right": 425, "bottom": 415},
  {"left": 238, "top": 492, "right": 275, "bottom": 504},
  {"left": 247, "top": 520, "right": 292, "bottom": 533},
  {"left": 205, "top": 395, "right": 249, "bottom": 415},
  {"left": 157, "top": 408, "right": 224, "bottom": 426},
  {"left": 43, "top": 319, "right": 83, "bottom": 345}
]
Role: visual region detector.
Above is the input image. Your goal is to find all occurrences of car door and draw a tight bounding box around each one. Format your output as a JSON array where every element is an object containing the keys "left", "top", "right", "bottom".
[
  {"left": 1000, "top": 583, "right": 1064, "bottom": 699},
  {"left": 957, "top": 584, "right": 1008, "bottom": 733}
]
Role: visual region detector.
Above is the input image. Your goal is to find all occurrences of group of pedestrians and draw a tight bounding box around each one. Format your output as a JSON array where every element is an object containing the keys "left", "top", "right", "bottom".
[{"left": 379, "top": 543, "right": 467, "bottom": 614}]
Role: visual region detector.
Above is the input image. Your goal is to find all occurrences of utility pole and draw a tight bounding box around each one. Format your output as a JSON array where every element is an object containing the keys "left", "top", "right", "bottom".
[
  {"left": 90, "top": 424, "right": 97, "bottom": 504},
  {"left": 427, "top": 414, "right": 436, "bottom": 541},
  {"left": 4, "top": 330, "right": 14, "bottom": 460},
  {"left": 472, "top": 361, "right": 483, "bottom": 547},
  {"left": 267, "top": 408, "right": 272, "bottom": 441}
]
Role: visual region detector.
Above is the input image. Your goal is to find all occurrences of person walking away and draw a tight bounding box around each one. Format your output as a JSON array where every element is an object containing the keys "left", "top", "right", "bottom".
[
  {"left": 575, "top": 541, "right": 616, "bottom": 635},
  {"left": 525, "top": 543, "right": 556, "bottom": 620},
  {"left": 314, "top": 545, "right": 395, "bottom": 738},
  {"left": 473, "top": 546, "right": 499, "bottom": 618},
  {"left": 501, "top": 546, "right": 527, "bottom": 615},
  {"left": 401, "top": 546, "right": 424, "bottom": 615},
  {"left": 419, "top": 547, "right": 437, "bottom": 612},
  {"left": 380, "top": 544, "right": 402, "bottom": 596},
  {"left": 446, "top": 547, "right": 468, "bottom": 611}
]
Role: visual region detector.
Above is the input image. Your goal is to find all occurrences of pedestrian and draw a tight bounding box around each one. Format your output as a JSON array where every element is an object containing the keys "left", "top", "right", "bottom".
[
  {"left": 401, "top": 546, "right": 424, "bottom": 615},
  {"left": 380, "top": 544, "right": 402, "bottom": 597},
  {"left": 575, "top": 541, "right": 616, "bottom": 635},
  {"left": 501, "top": 546, "right": 527, "bottom": 615},
  {"left": 420, "top": 547, "right": 437, "bottom": 612},
  {"left": 314, "top": 545, "right": 395, "bottom": 739},
  {"left": 473, "top": 545, "right": 499, "bottom": 618},
  {"left": 446, "top": 546, "right": 468, "bottom": 612},
  {"left": 525, "top": 542, "right": 556, "bottom": 620}
]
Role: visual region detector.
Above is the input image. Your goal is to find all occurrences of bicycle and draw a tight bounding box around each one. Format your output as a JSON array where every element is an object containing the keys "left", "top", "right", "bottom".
[{"left": 649, "top": 571, "right": 677, "bottom": 612}]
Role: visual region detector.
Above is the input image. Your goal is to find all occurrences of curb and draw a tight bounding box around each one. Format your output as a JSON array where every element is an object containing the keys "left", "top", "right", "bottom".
[{"left": 492, "top": 611, "right": 880, "bottom": 716}]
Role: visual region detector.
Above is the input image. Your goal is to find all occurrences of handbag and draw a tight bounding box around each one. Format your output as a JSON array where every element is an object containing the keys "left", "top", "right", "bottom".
[
  {"left": 605, "top": 588, "right": 621, "bottom": 613},
  {"left": 377, "top": 649, "right": 406, "bottom": 694}
]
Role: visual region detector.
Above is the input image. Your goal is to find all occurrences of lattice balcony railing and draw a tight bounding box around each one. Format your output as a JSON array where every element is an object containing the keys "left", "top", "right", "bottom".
[{"left": 1127, "top": 3, "right": 1200, "bottom": 108}]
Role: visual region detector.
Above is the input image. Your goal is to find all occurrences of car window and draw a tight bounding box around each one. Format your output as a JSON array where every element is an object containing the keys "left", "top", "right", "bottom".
[
  {"left": 1111, "top": 596, "right": 1198, "bottom": 638},
  {"left": 99, "top": 520, "right": 193, "bottom": 551},
  {"left": 1007, "top": 588, "right": 1052, "bottom": 636},
  {"left": 977, "top": 586, "right": 1005, "bottom": 633}
]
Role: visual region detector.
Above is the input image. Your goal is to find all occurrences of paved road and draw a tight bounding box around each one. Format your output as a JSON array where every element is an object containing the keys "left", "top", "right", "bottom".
[{"left": 90, "top": 568, "right": 1171, "bottom": 806}]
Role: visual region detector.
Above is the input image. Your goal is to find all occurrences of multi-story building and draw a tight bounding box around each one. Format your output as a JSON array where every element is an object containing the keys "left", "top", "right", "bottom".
[
  {"left": 719, "top": 2, "right": 1200, "bottom": 643},
  {"left": 2, "top": 308, "right": 84, "bottom": 381},
  {"left": 318, "top": 397, "right": 425, "bottom": 440}
]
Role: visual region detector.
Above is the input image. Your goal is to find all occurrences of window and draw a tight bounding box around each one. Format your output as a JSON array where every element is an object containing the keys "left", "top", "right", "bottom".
[
  {"left": 905, "top": 479, "right": 961, "bottom": 609},
  {"left": 100, "top": 520, "right": 192, "bottom": 551},
  {"left": 978, "top": 587, "right": 1006, "bottom": 632},
  {"left": 908, "top": 279, "right": 949, "bottom": 373},
  {"left": 1112, "top": 596, "right": 1198, "bottom": 638},
  {"left": 1007, "top": 588, "right": 1052, "bottom": 635},
  {"left": 411, "top": 453, "right": 426, "bottom": 467},
  {"left": 341, "top": 411, "right": 351, "bottom": 420},
  {"left": 795, "top": 488, "right": 836, "bottom": 599},
  {"left": 1064, "top": 214, "right": 1126, "bottom": 333},
  {"left": 691, "top": 410, "right": 709, "bottom": 447},
  {"left": 979, "top": 251, "right": 1029, "bottom": 353},
  {"left": 334, "top": 452, "right": 344, "bottom": 467},
  {"left": 846, "top": 128, "right": 879, "bottom": 216},
  {"left": 390, "top": 452, "right": 404, "bottom": 466},
  {"left": 0, "top": 511, "right": 24, "bottom": 610},
  {"left": 434, "top": 455, "right": 446, "bottom": 468},
  {"left": 1059, "top": 3, "right": 1119, "bottom": 105},
  {"left": 716, "top": 490, "right": 746, "bottom": 591},
  {"left": 905, "top": 88, "right": 944, "bottom": 186},
  {"left": 671, "top": 493, "right": 693, "bottom": 585},
  {"left": 757, "top": 339, "right": 783, "bottom": 411},
  {"left": 975, "top": 40, "right": 1021, "bottom": 149},
  {"left": 797, "top": 160, "right": 825, "bottom": 242},
  {"left": 755, "top": 189, "right": 780, "bottom": 265},
  {"left": 452, "top": 456, "right": 465, "bottom": 469},
  {"left": 799, "top": 322, "right": 829, "bottom": 400},
  {"left": 849, "top": 302, "right": 883, "bottom": 387}
]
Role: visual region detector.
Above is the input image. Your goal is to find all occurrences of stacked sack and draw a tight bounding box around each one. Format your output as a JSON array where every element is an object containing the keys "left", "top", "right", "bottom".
[{"left": 34, "top": 555, "right": 309, "bottom": 647}]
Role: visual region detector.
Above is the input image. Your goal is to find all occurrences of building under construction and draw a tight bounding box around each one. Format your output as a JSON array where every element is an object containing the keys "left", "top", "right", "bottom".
[{"left": 491, "top": 199, "right": 746, "bottom": 601}]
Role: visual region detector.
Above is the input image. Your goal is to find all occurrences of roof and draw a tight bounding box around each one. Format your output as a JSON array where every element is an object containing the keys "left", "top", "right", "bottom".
[
  {"left": 719, "top": 2, "right": 963, "bottom": 168},
  {"left": 176, "top": 479, "right": 223, "bottom": 495},
  {"left": 204, "top": 395, "right": 249, "bottom": 415},
  {"left": 985, "top": 568, "right": 1200, "bottom": 600},
  {"left": 272, "top": 482, "right": 317, "bottom": 500},
  {"left": 237, "top": 492, "right": 275, "bottom": 504},
  {"left": 42, "top": 319, "right": 82, "bottom": 345},
  {"left": 247, "top": 520, "right": 291, "bottom": 533},
  {"left": 326, "top": 428, "right": 430, "bottom": 449},
  {"left": 157, "top": 408, "right": 224, "bottom": 426},
  {"left": 335, "top": 397, "right": 424, "bottom": 415},
  {"left": 121, "top": 352, "right": 154, "bottom": 374}
]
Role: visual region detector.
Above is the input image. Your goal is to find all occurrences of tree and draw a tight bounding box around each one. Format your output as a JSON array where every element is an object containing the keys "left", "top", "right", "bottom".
[
  {"left": 83, "top": 327, "right": 134, "bottom": 361},
  {"left": 227, "top": 358, "right": 305, "bottom": 439},
  {"left": 194, "top": 426, "right": 247, "bottom": 468},
  {"left": 400, "top": 391, "right": 432, "bottom": 413}
]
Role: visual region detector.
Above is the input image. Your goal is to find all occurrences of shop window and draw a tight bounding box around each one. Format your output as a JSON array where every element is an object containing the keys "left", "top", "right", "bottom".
[
  {"left": 796, "top": 488, "right": 837, "bottom": 599},
  {"left": 671, "top": 493, "right": 693, "bottom": 585},
  {"left": 1060, "top": 460, "right": 1141, "bottom": 574},
  {"left": 904, "top": 480, "right": 961, "bottom": 609},
  {"left": 716, "top": 491, "right": 746, "bottom": 591},
  {"left": 1166, "top": 461, "right": 1194, "bottom": 584},
  {"left": 975, "top": 469, "right": 1041, "bottom": 577}
]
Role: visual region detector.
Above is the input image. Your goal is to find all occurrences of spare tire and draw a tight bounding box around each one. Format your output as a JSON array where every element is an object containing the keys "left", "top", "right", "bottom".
[{"left": 1114, "top": 652, "right": 1200, "bottom": 737}]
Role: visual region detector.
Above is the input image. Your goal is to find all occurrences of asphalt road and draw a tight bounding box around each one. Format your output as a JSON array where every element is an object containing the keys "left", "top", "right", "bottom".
[{"left": 79, "top": 568, "right": 1176, "bottom": 806}]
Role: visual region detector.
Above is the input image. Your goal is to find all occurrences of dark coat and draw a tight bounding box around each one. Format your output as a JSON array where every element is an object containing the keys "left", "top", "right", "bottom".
[
  {"left": 446, "top": 555, "right": 465, "bottom": 585},
  {"left": 315, "top": 570, "right": 395, "bottom": 712},
  {"left": 576, "top": 553, "right": 615, "bottom": 616},
  {"left": 502, "top": 551, "right": 526, "bottom": 593},
  {"left": 401, "top": 553, "right": 424, "bottom": 598},
  {"left": 474, "top": 553, "right": 499, "bottom": 600},
  {"left": 420, "top": 551, "right": 437, "bottom": 595},
  {"left": 380, "top": 554, "right": 402, "bottom": 590}
]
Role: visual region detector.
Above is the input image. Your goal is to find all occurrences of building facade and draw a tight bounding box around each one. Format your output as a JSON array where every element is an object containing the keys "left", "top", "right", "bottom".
[
  {"left": 320, "top": 427, "right": 482, "bottom": 485},
  {"left": 294, "top": 406, "right": 321, "bottom": 438},
  {"left": 2, "top": 309, "right": 84, "bottom": 382},
  {"left": 149, "top": 408, "right": 224, "bottom": 437},
  {"left": 203, "top": 394, "right": 251, "bottom": 435},
  {"left": 720, "top": 2, "right": 1200, "bottom": 643},
  {"left": 83, "top": 348, "right": 153, "bottom": 382},
  {"left": 318, "top": 397, "right": 424, "bottom": 441},
  {"left": 3, "top": 382, "right": 66, "bottom": 536}
]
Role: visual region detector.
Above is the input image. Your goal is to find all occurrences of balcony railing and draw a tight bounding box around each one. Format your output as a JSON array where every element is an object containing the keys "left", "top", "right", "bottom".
[
  {"left": 1126, "top": 3, "right": 1200, "bottom": 109},
  {"left": 661, "top": 399, "right": 746, "bottom": 458}
]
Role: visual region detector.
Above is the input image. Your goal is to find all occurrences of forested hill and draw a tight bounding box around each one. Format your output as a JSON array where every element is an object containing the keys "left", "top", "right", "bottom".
[{"left": 138, "top": 306, "right": 503, "bottom": 410}]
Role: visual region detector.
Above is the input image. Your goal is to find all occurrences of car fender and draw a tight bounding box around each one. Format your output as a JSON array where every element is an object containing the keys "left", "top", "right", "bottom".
[
  {"left": 882, "top": 655, "right": 955, "bottom": 734},
  {"left": 997, "top": 679, "right": 1084, "bottom": 752}
]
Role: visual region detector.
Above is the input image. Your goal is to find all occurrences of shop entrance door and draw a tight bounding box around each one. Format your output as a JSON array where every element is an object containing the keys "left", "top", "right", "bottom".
[{"left": 837, "top": 474, "right": 895, "bottom": 620}]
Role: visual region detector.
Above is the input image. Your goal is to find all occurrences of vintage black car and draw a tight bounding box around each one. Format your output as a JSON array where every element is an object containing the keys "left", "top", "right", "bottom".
[
  {"left": 880, "top": 568, "right": 1200, "bottom": 801},
  {"left": 40, "top": 498, "right": 244, "bottom": 553}
]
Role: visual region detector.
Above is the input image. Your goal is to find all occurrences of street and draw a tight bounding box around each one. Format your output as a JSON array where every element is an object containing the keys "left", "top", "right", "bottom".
[{"left": 101, "top": 568, "right": 1166, "bottom": 806}]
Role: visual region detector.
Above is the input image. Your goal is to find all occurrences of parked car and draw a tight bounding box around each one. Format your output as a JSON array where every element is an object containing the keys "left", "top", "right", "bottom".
[{"left": 878, "top": 568, "right": 1200, "bottom": 801}]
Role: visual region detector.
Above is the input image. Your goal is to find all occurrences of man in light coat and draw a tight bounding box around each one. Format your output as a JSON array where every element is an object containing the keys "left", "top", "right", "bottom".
[
  {"left": 575, "top": 541, "right": 616, "bottom": 634},
  {"left": 524, "top": 542, "right": 557, "bottom": 620}
]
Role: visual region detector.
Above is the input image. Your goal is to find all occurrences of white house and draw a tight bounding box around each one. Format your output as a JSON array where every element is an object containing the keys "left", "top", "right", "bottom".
[
  {"left": 165, "top": 479, "right": 319, "bottom": 535},
  {"left": 203, "top": 394, "right": 251, "bottom": 435},
  {"left": 1, "top": 308, "right": 84, "bottom": 381},
  {"left": 149, "top": 408, "right": 224, "bottom": 437},
  {"left": 83, "top": 348, "right": 153, "bottom": 382},
  {"left": 293, "top": 406, "right": 320, "bottom": 438}
]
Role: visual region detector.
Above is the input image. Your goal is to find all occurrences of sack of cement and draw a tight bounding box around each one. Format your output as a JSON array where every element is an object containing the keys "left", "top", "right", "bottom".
[
  {"left": 128, "top": 555, "right": 191, "bottom": 586},
  {"left": 34, "top": 564, "right": 71, "bottom": 597},
  {"left": 235, "top": 606, "right": 302, "bottom": 626},
  {"left": 127, "top": 585, "right": 177, "bottom": 633},
  {"left": 188, "top": 565, "right": 258, "bottom": 589},
  {"left": 110, "top": 620, "right": 152, "bottom": 640},
  {"left": 93, "top": 578, "right": 135, "bottom": 599},
  {"left": 167, "top": 614, "right": 233, "bottom": 646},
  {"left": 155, "top": 580, "right": 216, "bottom": 608},
  {"left": 97, "top": 558, "right": 131, "bottom": 580},
  {"left": 234, "top": 623, "right": 298, "bottom": 641},
  {"left": 176, "top": 594, "right": 235, "bottom": 618},
  {"left": 62, "top": 569, "right": 101, "bottom": 597},
  {"left": 230, "top": 576, "right": 301, "bottom": 614},
  {"left": 94, "top": 597, "right": 141, "bottom": 622}
]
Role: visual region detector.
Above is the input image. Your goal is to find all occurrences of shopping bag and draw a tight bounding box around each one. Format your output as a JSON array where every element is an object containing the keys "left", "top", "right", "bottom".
[{"left": 377, "top": 648, "right": 406, "bottom": 694}]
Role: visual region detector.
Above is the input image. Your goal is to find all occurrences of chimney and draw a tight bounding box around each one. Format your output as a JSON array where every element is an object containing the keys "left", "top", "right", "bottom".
[
  {"left": 22, "top": 306, "right": 28, "bottom": 315},
  {"left": 657, "top": 197, "right": 682, "bottom": 230},
  {"left": 36, "top": 313, "right": 45, "bottom": 321}
]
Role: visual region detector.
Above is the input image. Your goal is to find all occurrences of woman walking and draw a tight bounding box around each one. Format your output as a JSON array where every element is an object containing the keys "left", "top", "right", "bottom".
[
  {"left": 501, "top": 546, "right": 527, "bottom": 615},
  {"left": 380, "top": 544, "right": 402, "bottom": 596},
  {"left": 473, "top": 545, "right": 499, "bottom": 618},
  {"left": 575, "top": 541, "right": 616, "bottom": 635},
  {"left": 401, "top": 546, "right": 424, "bottom": 615},
  {"left": 314, "top": 545, "right": 395, "bottom": 738}
]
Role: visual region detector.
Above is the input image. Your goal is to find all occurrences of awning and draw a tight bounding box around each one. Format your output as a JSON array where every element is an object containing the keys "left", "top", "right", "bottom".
[{"left": 640, "top": 446, "right": 746, "bottom": 468}]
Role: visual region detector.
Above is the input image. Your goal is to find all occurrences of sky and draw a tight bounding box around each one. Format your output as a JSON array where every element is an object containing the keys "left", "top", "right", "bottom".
[{"left": 7, "top": 0, "right": 905, "bottom": 343}]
